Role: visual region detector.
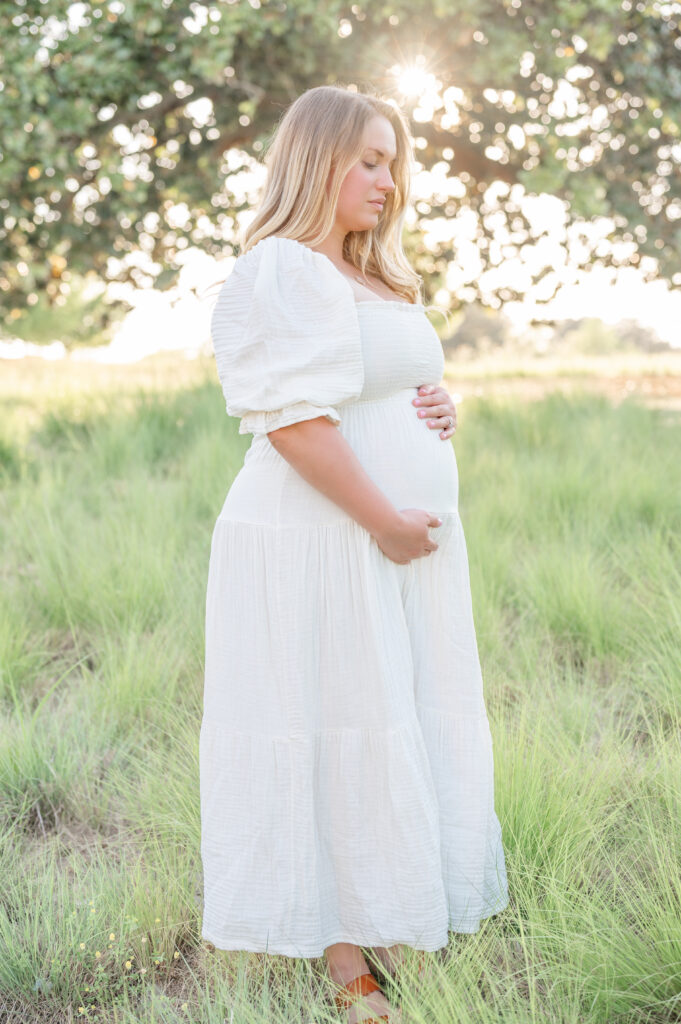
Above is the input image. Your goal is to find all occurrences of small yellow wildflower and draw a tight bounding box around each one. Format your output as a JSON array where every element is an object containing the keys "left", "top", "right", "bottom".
[
  {"left": 84, "top": 987, "right": 89, "bottom": 992},
  {"left": 79, "top": 943, "right": 85, "bottom": 950},
  {"left": 95, "top": 951, "right": 101, "bottom": 958},
  {"left": 78, "top": 1008, "right": 85, "bottom": 1015},
  {"left": 155, "top": 917, "right": 160, "bottom": 923},
  {"left": 109, "top": 932, "right": 115, "bottom": 940},
  {"left": 90, "top": 908, "right": 95, "bottom": 914},
  {"left": 181, "top": 1004, "right": 188, "bottom": 1011},
  {"left": 125, "top": 960, "right": 132, "bottom": 970},
  {"left": 141, "top": 936, "right": 147, "bottom": 943},
  {"left": 173, "top": 951, "right": 180, "bottom": 959},
  {"left": 89, "top": 900, "right": 94, "bottom": 906}
]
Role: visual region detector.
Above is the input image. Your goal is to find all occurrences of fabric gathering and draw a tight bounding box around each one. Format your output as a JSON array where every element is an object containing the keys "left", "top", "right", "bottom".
[{"left": 199, "top": 234, "right": 509, "bottom": 958}]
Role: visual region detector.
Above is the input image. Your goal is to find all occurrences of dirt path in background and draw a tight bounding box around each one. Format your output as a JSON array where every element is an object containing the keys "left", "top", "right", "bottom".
[
  {"left": 2, "top": 354, "right": 680, "bottom": 414},
  {"left": 445, "top": 373, "right": 681, "bottom": 411}
]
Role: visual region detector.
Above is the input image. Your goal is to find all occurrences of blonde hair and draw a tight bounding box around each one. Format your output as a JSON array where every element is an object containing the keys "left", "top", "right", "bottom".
[{"left": 240, "top": 84, "right": 422, "bottom": 304}]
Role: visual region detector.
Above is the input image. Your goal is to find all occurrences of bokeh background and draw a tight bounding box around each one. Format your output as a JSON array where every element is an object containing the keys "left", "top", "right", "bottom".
[{"left": 2, "top": 3, "right": 680, "bottom": 1023}]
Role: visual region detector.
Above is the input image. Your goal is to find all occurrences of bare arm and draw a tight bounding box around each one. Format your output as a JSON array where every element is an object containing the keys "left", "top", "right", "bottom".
[{"left": 267, "top": 417, "right": 442, "bottom": 563}]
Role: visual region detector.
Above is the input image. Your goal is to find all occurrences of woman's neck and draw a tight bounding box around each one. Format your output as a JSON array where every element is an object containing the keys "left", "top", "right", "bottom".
[{"left": 309, "top": 226, "right": 347, "bottom": 265}]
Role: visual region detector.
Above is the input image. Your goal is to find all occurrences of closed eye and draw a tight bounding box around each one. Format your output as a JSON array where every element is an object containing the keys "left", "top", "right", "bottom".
[{"left": 363, "top": 161, "right": 377, "bottom": 170}]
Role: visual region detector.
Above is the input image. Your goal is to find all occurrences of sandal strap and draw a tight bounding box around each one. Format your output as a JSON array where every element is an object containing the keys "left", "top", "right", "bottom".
[{"left": 333, "top": 971, "right": 382, "bottom": 1010}]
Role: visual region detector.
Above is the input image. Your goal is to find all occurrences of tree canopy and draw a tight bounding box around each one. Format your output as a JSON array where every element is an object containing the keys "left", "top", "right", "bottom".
[{"left": 3, "top": 0, "right": 681, "bottom": 332}]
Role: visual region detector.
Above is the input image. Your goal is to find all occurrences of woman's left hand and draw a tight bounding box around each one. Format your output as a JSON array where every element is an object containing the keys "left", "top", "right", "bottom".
[{"left": 413, "top": 384, "right": 457, "bottom": 439}]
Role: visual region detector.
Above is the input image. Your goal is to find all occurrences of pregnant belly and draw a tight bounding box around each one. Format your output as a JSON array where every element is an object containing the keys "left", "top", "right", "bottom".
[
  {"left": 219, "top": 388, "right": 458, "bottom": 527},
  {"left": 340, "top": 388, "right": 459, "bottom": 515}
]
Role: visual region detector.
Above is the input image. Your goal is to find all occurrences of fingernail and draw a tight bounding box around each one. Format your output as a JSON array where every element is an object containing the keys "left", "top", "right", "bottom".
[{"left": 413, "top": 398, "right": 421, "bottom": 405}]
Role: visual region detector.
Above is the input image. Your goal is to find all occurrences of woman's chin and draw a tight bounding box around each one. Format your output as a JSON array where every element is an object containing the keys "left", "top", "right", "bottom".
[{"left": 345, "top": 213, "right": 380, "bottom": 233}]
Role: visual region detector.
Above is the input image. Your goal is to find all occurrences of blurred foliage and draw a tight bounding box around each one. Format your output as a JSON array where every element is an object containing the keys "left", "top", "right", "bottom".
[
  {"left": 552, "top": 315, "right": 672, "bottom": 354},
  {"left": 3, "top": 271, "right": 131, "bottom": 348},
  {"left": 444, "top": 303, "right": 516, "bottom": 354},
  {"left": 443, "top": 305, "right": 674, "bottom": 356},
  {"left": 2, "top": 0, "right": 681, "bottom": 336}
]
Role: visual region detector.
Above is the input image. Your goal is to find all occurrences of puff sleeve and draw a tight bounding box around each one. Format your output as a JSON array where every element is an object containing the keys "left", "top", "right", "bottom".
[{"left": 210, "top": 236, "right": 364, "bottom": 436}]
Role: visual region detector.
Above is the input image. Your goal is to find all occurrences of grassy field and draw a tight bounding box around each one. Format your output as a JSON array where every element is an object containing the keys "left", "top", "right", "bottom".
[{"left": 1, "top": 352, "right": 680, "bottom": 1023}]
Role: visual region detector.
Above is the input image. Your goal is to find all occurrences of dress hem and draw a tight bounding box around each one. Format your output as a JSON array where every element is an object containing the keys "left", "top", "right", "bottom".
[{"left": 200, "top": 893, "right": 510, "bottom": 958}]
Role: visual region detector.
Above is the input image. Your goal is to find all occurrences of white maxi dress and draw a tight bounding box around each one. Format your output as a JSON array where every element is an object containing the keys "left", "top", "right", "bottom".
[{"left": 200, "top": 235, "right": 509, "bottom": 957}]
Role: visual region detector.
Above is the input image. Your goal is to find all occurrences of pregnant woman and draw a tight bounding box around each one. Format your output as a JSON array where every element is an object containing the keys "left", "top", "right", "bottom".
[{"left": 200, "top": 84, "right": 509, "bottom": 1024}]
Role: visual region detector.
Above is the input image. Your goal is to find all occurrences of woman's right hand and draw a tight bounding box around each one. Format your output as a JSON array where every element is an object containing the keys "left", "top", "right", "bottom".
[{"left": 373, "top": 508, "right": 442, "bottom": 565}]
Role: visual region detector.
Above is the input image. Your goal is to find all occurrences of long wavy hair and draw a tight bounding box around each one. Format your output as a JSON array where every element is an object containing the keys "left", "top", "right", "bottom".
[{"left": 221, "top": 84, "right": 422, "bottom": 304}]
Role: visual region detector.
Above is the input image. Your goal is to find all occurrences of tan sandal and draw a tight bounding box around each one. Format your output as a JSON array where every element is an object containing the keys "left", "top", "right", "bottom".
[{"left": 331, "top": 970, "right": 391, "bottom": 1022}]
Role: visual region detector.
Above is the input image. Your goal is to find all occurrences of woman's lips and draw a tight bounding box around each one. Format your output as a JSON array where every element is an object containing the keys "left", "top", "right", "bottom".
[{"left": 369, "top": 200, "right": 384, "bottom": 209}]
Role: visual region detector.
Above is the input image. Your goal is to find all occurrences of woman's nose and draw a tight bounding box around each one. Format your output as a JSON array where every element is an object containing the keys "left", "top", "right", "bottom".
[{"left": 378, "top": 168, "right": 395, "bottom": 193}]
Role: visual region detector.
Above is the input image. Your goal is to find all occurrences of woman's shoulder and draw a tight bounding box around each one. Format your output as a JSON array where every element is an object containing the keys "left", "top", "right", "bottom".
[
  {"left": 212, "top": 235, "right": 360, "bottom": 339},
  {"left": 226, "top": 235, "right": 356, "bottom": 312},
  {"left": 234, "top": 235, "right": 341, "bottom": 281}
]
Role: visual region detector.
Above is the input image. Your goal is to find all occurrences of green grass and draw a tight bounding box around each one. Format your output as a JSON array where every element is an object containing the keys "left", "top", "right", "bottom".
[{"left": 1, "top": 356, "right": 680, "bottom": 1023}]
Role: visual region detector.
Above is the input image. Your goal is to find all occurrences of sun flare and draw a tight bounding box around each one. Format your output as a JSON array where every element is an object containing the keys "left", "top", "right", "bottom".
[{"left": 396, "top": 65, "right": 436, "bottom": 98}]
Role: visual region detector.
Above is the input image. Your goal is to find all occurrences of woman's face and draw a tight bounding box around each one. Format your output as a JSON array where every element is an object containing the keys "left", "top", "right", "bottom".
[{"left": 333, "top": 115, "right": 397, "bottom": 234}]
